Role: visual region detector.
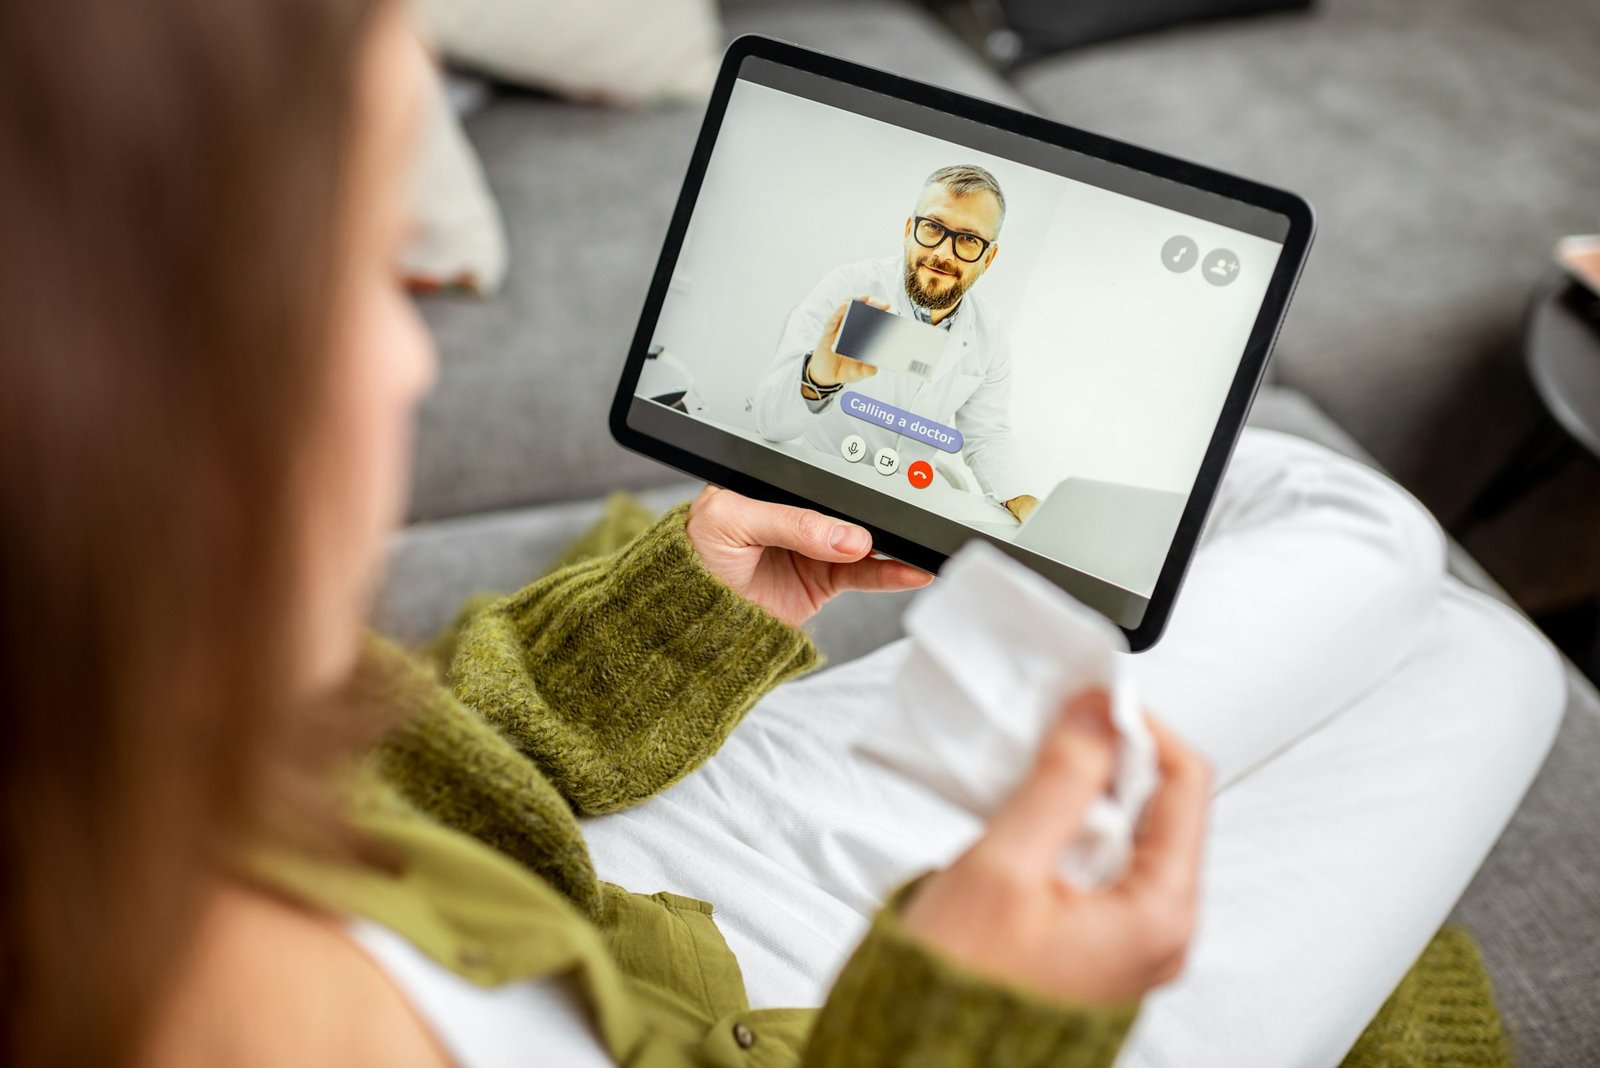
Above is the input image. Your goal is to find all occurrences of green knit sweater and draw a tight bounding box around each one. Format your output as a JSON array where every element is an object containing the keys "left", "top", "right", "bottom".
[
  {"left": 255, "top": 496, "right": 1513, "bottom": 1067},
  {"left": 255, "top": 499, "right": 1137, "bottom": 1066}
]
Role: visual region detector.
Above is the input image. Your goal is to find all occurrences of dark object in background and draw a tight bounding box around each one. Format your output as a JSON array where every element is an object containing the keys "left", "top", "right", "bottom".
[
  {"left": 928, "top": 0, "right": 1315, "bottom": 67},
  {"left": 1451, "top": 277, "right": 1600, "bottom": 539},
  {"left": 1540, "top": 600, "right": 1600, "bottom": 686}
]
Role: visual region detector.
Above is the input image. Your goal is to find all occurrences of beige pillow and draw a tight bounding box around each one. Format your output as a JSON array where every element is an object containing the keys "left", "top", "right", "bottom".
[
  {"left": 411, "top": 0, "right": 724, "bottom": 104},
  {"left": 402, "top": 40, "right": 508, "bottom": 295}
]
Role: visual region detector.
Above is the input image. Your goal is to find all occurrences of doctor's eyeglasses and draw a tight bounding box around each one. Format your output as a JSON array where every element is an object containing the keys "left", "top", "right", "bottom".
[{"left": 912, "top": 216, "right": 994, "bottom": 262}]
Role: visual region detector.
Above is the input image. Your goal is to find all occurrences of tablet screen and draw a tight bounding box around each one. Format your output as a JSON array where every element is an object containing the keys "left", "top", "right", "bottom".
[{"left": 622, "top": 52, "right": 1300, "bottom": 636}]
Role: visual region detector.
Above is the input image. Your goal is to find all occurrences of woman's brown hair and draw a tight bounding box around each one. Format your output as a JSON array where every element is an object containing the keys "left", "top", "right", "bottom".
[{"left": 0, "top": 0, "right": 388, "bottom": 1063}]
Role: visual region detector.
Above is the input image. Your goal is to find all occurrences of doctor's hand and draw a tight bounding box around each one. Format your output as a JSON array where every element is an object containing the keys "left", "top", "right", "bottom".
[
  {"left": 804, "top": 296, "right": 888, "bottom": 394},
  {"left": 685, "top": 485, "right": 931, "bottom": 627},
  {"left": 901, "top": 692, "right": 1211, "bottom": 1008},
  {"left": 1004, "top": 494, "right": 1040, "bottom": 523}
]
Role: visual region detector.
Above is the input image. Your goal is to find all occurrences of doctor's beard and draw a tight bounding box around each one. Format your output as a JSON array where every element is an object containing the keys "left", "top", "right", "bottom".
[{"left": 903, "top": 252, "right": 972, "bottom": 311}]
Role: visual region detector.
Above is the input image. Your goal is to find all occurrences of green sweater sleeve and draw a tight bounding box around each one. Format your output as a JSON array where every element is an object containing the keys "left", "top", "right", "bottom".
[
  {"left": 445, "top": 502, "right": 821, "bottom": 816},
  {"left": 801, "top": 879, "right": 1138, "bottom": 1067}
]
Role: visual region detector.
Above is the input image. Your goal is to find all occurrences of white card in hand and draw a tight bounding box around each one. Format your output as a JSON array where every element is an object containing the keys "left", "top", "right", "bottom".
[{"left": 832, "top": 300, "right": 948, "bottom": 382}]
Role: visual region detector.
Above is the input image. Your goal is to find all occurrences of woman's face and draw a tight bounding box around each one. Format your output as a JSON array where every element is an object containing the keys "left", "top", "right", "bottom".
[{"left": 300, "top": 6, "right": 436, "bottom": 693}]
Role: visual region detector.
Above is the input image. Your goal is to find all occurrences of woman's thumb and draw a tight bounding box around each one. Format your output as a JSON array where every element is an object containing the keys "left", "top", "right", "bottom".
[{"left": 737, "top": 500, "right": 872, "bottom": 562}]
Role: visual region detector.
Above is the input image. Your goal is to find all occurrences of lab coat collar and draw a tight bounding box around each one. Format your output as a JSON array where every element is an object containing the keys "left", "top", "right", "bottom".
[{"left": 910, "top": 299, "right": 962, "bottom": 330}]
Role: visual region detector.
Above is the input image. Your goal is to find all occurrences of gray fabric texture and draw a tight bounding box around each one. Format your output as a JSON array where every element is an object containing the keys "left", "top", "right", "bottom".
[
  {"left": 410, "top": 98, "right": 701, "bottom": 521},
  {"left": 1453, "top": 677, "right": 1600, "bottom": 1068},
  {"left": 1013, "top": 0, "right": 1600, "bottom": 525}
]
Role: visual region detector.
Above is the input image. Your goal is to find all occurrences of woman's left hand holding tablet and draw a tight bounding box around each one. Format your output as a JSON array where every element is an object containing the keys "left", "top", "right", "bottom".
[{"left": 685, "top": 485, "right": 932, "bottom": 626}]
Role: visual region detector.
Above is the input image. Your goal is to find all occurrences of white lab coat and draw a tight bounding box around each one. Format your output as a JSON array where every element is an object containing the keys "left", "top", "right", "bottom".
[{"left": 751, "top": 256, "right": 1032, "bottom": 503}]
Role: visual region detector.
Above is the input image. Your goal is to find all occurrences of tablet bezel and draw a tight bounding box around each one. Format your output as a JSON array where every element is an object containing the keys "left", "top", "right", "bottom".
[{"left": 609, "top": 34, "right": 1315, "bottom": 651}]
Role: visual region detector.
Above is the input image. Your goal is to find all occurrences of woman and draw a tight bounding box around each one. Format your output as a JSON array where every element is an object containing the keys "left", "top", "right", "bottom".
[
  {"left": 0, "top": 2, "right": 1202, "bottom": 1064},
  {"left": 0, "top": 1, "right": 1563, "bottom": 1065}
]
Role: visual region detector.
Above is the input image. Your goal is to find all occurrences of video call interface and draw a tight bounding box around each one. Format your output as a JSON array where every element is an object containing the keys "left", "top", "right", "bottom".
[{"left": 629, "top": 58, "right": 1289, "bottom": 627}]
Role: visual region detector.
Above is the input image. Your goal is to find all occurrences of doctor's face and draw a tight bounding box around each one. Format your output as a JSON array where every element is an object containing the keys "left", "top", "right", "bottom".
[{"left": 902, "top": 185, "right": 1002, "bottom": 311}]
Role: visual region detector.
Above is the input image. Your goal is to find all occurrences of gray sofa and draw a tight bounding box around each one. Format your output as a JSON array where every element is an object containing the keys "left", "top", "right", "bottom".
[{"left": 376, "top": 0, "right": 1600, "bottom": 1062}]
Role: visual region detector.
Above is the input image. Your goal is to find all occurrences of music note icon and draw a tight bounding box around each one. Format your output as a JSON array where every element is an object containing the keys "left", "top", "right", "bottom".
[{"left": 1161, "top": 235, "right": 1198, "bottom": 274}]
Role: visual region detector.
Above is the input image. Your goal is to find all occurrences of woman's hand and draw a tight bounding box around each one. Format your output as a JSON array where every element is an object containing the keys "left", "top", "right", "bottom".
[
  {"left": 685, "top": 485, "right": 931, "bottom": 627},
  {"left": 901, "top": 690, "right": 1211, "bottom": 1007}
]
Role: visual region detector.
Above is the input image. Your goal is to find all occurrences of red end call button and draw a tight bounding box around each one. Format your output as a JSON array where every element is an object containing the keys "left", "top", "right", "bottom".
[{"left": 906, "top": 460, "right": 933, "bottom": 489}]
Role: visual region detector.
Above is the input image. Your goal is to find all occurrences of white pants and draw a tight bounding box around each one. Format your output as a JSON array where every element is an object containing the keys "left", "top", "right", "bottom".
[{"left": 583, "top": 428, "right": 1567, "bottom": 1068}]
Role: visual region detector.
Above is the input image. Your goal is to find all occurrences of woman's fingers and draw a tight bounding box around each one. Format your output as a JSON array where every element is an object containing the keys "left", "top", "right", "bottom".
[
  {"left": 901, "top": 701, "right": 1209, "bottom": 1007},
  {"left": 1123, "top": 716, "right": 1211, "bottom": 901},
  {"left": 822, "top": 556, "right": 932, "bottom": 594},
  {"left": 973, "top": 690, "right": 1119, "bottom": 878},
  {"left": 694, "top": 488, "right": 873, "bottom": 563}
]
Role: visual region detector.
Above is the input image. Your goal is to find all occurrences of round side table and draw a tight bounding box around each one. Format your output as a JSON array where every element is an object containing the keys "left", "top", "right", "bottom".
[{"left": 1451, "top": 274, "right": 1600, "bottom": 534}]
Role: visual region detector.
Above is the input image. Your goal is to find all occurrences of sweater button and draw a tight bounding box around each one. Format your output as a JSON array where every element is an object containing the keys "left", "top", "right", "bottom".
[
  {"left": 732, "top": 1022, "right": 756, "bottom": 1049},
  {"left": 457, "top": 948, "right": 489, "bottom": 971}
]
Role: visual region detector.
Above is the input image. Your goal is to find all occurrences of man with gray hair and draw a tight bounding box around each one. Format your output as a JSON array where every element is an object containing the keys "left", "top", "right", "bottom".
[{"left": 753, "top": 164, "right": 1039, "bottom": 522}]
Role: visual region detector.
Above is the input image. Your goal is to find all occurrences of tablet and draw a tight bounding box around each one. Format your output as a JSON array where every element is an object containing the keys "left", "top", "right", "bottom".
[{"left": 610, "top": 35, "right": 1314, "bottom": 650}]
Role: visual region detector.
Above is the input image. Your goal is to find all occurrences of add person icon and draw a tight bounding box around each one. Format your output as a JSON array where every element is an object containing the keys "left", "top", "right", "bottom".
[{"left": 1202, "top": 248, "right": 1240, "bottom": 287}]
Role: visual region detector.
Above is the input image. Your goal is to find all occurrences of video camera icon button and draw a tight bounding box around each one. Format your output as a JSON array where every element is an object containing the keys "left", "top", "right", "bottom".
[
  {"left": 873, "top": 447, "right": 900, "bottom": 476},
  {"left": 906, "top": 460, "right": 933, "bottom": 489},
  {"left": 840, "top": 434, "right": 867, "bottom": 463}
]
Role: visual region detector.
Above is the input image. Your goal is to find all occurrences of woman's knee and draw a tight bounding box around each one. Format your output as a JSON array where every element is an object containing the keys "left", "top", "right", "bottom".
[
  {"left": 1325, "top": 449, "right": 1446, "bottom": 589},
  {"left": 1444, "top": 587, "right": 1568, "bottom": 763},
  {"left": 1218, "top": 429, "right": 1446, "bottom": 597}
]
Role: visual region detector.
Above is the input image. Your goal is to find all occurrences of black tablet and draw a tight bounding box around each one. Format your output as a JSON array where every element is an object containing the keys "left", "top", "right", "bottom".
[{"left": 610, "top": 35, "right": 1313, "bottom": 651}]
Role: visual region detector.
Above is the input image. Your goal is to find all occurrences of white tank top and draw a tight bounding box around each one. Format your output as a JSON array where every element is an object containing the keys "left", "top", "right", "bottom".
[{"left": 347, "top": 919, "right": 614, "bottom": 1067}]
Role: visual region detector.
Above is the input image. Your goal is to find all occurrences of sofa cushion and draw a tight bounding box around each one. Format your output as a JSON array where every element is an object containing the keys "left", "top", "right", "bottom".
[
  {"left": 413, "top": 0, "right": 724, "bottom": 104},
  {"left": 409, "top": 0, "right": 1023, "bottom": 523},
  {"left": 1012, "top": 0, "right": 1600, "bottom": 520},
  {"left": 402, "top": 43, "right": 508, "bottom": 295}
]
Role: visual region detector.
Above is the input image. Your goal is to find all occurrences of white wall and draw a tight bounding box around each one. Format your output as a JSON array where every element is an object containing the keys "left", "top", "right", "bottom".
[
  {"left": 652, "top": 81, "right": 1062, "bottom": 425},
  {"left": 1005, "top": 190, "right": 1284, "bottom": 494}
]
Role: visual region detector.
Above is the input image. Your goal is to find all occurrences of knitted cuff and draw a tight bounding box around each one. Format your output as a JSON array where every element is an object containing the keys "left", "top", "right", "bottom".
[
  {"left": 803, "top": 880, "right": 1139, "bottom": 1068},
  {"left": 531, "top": 501, "right": 822, "bottom": 690},
  {"left": 449, "top": 503, "right": 821, "bottom": 815}
]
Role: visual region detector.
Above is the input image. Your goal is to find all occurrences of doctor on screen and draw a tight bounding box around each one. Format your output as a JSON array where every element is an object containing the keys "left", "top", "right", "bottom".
[{"left": 752, "top": 164, "right": 1040, "bottom": 522}]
